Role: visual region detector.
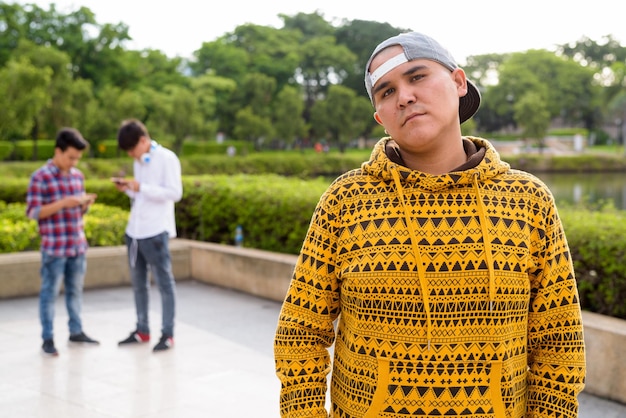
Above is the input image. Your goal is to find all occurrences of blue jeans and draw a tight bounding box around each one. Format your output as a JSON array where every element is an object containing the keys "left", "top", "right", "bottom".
[
  {"left": 39, "top": 253, "right": 86, "bottom": 340},
  {"left": 125, "top": 232, "right": 176, "bottom": 337}
]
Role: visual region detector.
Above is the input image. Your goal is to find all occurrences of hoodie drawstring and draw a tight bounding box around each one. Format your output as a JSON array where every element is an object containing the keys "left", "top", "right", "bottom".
[
  {"left": 391, "top": 168, "right": 433, "bottom": 350},
  {"left": 473, "top": 173, "right": 496, "bottom": 311},
  {"left": 390, "top": 169, "right": 497, "bottom": 351}
]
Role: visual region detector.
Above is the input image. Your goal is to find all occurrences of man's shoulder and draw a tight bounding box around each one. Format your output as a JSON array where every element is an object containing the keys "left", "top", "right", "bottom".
[
  {"left": 30, "top": 162, "right": 54, "bottom": 180},
  {"left": 156, "top": 145, "right": 180, "bottom": 162}
]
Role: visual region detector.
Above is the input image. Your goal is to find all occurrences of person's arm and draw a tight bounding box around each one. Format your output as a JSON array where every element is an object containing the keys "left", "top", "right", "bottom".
[
  {"left": 37, "top": 196, "right": 85, "bottom": 219},
  {"left": 26, "top": 176, "right": 85, "bottom": 220},
  {"left": 129, "top": 152, "right": 182, "bottom": 202},
  {"left": 274, "top": 194, "right": 341, "bottom": 418},
  {"left": 526, "top": 198, "right": 586, "bottom": 417}
]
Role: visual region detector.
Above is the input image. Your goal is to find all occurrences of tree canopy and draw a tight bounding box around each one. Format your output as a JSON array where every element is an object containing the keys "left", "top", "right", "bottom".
[{"left": 1, "top": 2, "right": 625, "bottom": 155}]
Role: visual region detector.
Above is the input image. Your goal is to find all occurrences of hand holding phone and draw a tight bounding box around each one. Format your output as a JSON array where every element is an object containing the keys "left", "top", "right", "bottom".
[
  {"left": 111, "top": 177, "right": 127, "bottom": 185},
  {"left": 80, "top": 193, "right": 97, "bottom": 205}
]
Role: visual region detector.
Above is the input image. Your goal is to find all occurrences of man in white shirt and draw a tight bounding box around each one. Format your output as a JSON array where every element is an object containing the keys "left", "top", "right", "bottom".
[{"left": 113, "top": 119, "right": 183, "bottom": 352}]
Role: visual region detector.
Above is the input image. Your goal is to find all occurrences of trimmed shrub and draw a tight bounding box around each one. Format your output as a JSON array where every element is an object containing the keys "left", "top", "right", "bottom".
[
  {"left": 560, "top": 206, "right": 626, "bottom": 319},
  {"left": 0, "top": 202, "right": 127, "bottom": 252},
  {"left": 13, "top": 140, "right": 55, "bottom": 161},
  {"left": 0, "top": 141, "right": 14, "bottom": 161},
  {"left": 177, "top": 175, "right": 328, "bottom": 253}
]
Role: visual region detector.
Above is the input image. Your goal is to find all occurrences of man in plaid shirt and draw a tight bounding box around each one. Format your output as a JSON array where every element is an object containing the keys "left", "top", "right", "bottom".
[{"left": 26, "top": 128, "right": 100, "bottom": 356}]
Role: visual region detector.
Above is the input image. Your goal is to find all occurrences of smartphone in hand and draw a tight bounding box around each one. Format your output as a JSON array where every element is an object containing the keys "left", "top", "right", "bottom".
[
  {"left": 110, "top": 177, "right": 127, "bottom": 186},
  {"left": 80, "top": 193, "right": 97, "bottom": 204}
]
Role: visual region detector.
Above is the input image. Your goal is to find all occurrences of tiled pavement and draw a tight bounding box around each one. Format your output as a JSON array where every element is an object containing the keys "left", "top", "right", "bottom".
[{"left": 1, "top": 281, "right": 624, "bottom": 417}]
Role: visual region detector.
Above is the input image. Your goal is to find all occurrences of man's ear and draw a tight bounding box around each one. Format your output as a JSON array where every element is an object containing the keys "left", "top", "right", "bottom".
[
  {"left": 452, "top": 68, "right": 468, "bottom": 98},
  {"left": 374, "top": 112, "right": 383, "bottom": 126}
]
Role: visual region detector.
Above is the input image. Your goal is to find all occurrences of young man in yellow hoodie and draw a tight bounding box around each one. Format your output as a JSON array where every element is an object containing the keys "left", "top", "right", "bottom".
[{"left": 274, "top": 32, "right": 586, "bottom": 417}]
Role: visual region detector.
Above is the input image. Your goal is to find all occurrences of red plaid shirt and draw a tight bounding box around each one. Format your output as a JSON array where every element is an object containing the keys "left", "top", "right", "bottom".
[{"left": 26, "top": 160, "right": 88, "bottom": 257}]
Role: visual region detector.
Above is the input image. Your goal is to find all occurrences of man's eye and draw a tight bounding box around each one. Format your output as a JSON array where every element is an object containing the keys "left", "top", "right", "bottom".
[{"left": 382, "top": 88, "right": 394, "bottom": 98}]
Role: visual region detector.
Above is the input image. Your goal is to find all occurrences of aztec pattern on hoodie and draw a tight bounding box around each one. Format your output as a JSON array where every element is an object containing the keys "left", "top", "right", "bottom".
[{"left": 274, "top": 137, "right": 586, "bottom": 418}]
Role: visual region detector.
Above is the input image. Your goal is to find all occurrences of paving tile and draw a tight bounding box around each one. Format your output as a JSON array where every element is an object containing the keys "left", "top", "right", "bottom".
[{"left": 0, "top": 281, "right": 623, "bottom": 417}]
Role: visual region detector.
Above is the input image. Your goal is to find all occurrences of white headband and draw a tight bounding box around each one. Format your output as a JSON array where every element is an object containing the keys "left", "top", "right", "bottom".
[{"left": 367, "top": 53, "right": 408, "bottom": 87}]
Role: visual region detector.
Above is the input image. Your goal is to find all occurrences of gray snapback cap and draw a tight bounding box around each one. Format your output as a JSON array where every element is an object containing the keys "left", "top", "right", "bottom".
[{"left": 364, "top": 32, "right": 481, "bottom": 123}]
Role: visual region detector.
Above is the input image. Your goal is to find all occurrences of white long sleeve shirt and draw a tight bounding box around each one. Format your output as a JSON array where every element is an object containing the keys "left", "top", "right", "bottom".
[{"left": 125, "top": 141, "right": 183, "bottom": 239}]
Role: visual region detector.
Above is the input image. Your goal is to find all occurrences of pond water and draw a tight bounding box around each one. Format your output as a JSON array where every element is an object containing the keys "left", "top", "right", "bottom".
[{"left": 536, "top": 172, "right": 626, "bottom": 210}]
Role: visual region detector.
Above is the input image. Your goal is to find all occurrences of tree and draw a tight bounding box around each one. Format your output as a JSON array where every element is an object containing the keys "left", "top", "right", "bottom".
[
  {"left": 233, "top": 106, "right": 275, "bottom": 148},
  {"left": 89, "top": 85, "right": 146, "bottom": 144},
  {"left": 310, "top": 84, "right": 371, "bottom": 151},
  {"left": 486, "top": 49, "right": 599, "bottom": 133},
  {"left": 12, "top": 39, "right": 78, "bottom": 139},
  {"left": 190, "top": 39, "right": 249, "bottom": 79},
  {"left": 280, "top": 10, "right": 335, "bottom": 39},
  {"left": 297, "top": 35, "right": 357, "bottom": 124},
  {"left": 0, "top": 58, "right": 51, "bottom": 142},
  {"left": 272, "top": 85, "right": 307, "bottom": 148},
  {"left": 334, "top": 19, "right": 410, "bottom": 95},
  {"left": 225, "top": 24, "right": 301, "bottom": 89},
  {"left": 514, "top": 92, "right": 551, "bottom": 151},
  {"left": 157, "top": 85, "right": 204, "bottom": 153},
  {"left": 188, "top": 74, "right": 233, "bottom": 140}
]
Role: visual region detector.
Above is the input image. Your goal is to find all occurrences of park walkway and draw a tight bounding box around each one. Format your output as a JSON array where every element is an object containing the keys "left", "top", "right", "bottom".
[{"left": 1, "top": 281, "right": 625, "bottom": 417}]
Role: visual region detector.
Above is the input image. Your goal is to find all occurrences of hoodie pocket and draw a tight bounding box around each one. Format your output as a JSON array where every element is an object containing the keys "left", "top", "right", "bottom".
[
  {"left": 363, "top": 356, "right": 506, "bottom": 418},
  {"left": 363, "top": 357, "right": 390, "bottom": 418}
]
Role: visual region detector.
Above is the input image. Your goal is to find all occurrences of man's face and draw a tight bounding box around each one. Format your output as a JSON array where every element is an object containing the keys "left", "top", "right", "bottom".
[
  {"left": 369, "top": 45, "right": 467, "bottom": 153},
  {"left": 53, "top": 147, "right": 83, "bottom": 173},
  {"left": 126, "top": 136, "right": 150, "bottom": 161}
]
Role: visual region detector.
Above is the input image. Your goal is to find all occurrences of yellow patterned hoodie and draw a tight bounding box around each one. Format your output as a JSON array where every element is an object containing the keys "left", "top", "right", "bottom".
[{"left": 274, "top": 136, "right": 586, "bottom": 418}]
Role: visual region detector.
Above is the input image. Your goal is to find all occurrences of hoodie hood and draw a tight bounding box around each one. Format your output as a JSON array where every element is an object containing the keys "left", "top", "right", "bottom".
[{"left": 361, "top": 136, "right": 510, "bottom": 192}]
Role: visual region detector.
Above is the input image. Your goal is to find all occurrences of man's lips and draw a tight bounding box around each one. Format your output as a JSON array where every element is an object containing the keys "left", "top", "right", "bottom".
[{"left": 403, "top": 111, "right": 425, "bottom": 126}]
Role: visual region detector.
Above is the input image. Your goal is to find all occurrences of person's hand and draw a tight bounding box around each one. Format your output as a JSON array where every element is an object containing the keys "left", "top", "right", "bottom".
[
  {"left": 111, "top": 177, "right": 130, "bottom": 191},
  {"left": 80, "top": 193, "right": 97, "bottom": 209},
  {"left": 64, "top": 194, "right": 91, "bottom": 208},
  {"left": 125, "top": 179, "right": 140, "bottom": 192}
]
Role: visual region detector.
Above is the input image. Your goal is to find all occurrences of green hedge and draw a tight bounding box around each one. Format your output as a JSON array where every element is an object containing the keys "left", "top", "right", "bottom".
[
  {"left": 0, "top": 141, "right": 14, "bottom": 161},
  {"left": 176, "top": 175, "right": 328, "bottom": 253},
  {"left": 3, "top": 170, "right": 626, "bottom": 320},
  {"left": 13, "top": 140, "right": 56, "bottom": 161},
  {"left": 3, "top": 151, "right": 626, "bottom": 181},
  {"left": 180, "top": 140, "right": 250, "bottom": 157},
  {"left": 0, "top": 202, "right": 127, "bottom": 252},
  {"left": 560, "top": 207, "right": 626, "bottom": 319}
]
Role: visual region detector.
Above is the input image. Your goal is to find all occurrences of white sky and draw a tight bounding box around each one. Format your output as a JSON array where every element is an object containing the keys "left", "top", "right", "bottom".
[{"left": 13, "top": 0, "right": 626, "bottom": 64}]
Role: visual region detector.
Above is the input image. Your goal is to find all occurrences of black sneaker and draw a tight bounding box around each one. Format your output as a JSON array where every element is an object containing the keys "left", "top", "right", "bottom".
[
  {"left": 69, "top": 331, "right": 100, "bottom": 344},
  {"left": 42, "top": 339, "right": 58, "bottom": 356},
  {"left": 118, "top": 330, "right": 150, "bottom": 345},
  {"left": 153, "top": 335, "right": 174, "bottom": 352}
]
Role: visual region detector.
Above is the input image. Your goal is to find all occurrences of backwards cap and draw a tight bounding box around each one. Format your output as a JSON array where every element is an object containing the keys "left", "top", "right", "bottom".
[{"left": 364, "top": 32, "right": 481, "bottom": 123}]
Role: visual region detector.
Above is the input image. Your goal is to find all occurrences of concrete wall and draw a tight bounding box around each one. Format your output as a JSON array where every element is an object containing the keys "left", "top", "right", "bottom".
[
  {"left": 0, "top": 238, "right": 624, "bottom": 404},
  {"left": 188, "top": 241, "right": 295, "bottom": 302},
  {"left": 0, "top": 240, "right": 191, "bottom": 299},
  {"left": 581, "top": 310, "right": 626, "bottom": 404}
]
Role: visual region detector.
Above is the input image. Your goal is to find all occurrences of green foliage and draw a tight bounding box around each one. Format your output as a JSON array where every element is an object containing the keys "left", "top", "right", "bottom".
[
  {"left": 13, "top": 139, "right": 55, "bottom": 161},
  {"left": 93, "top": 139, "right": 122, "bottom": 158},
  {"left": 0, "top": 201, "right": 39, "bottom": 252},
  {"left": 83, "top": 204, "right": 128, "bottom": 246},
  {"left": 177, "top": 175, "right": 329, "bottom": 253},
  {"left": 0, "top": 202, "right": 127, "bottom": 251},
  {"left": 1, "top": 2, "right": 624, "bottom": 155},
  {"left": 0, "top": 141, "right": 14, "bottom": 160},
  {"left": 3, "top": 167, "right": 626, "bottom": 319},
  {"left": 560, "top": 205, "right": 626, "bottom": 319},
  {"left": 548, "top": 128, "right": 588, "bottom": 137},
  {"left": 180, "top": 140, "right": 249, "bottom": 157}
]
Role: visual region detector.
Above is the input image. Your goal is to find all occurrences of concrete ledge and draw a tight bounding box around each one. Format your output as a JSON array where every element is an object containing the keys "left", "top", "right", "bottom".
[
  {"left": 581, "top": 311, "right": 626, "bottom": 404},
  {"left": 0, "top": 240, "right": 191, "bottom": 299},
  {"left": 188, "top": 240, "right": 295, "bottom": 302},
  {"left": 0, "top": 239, "right": 624, "bottom": 405}
]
